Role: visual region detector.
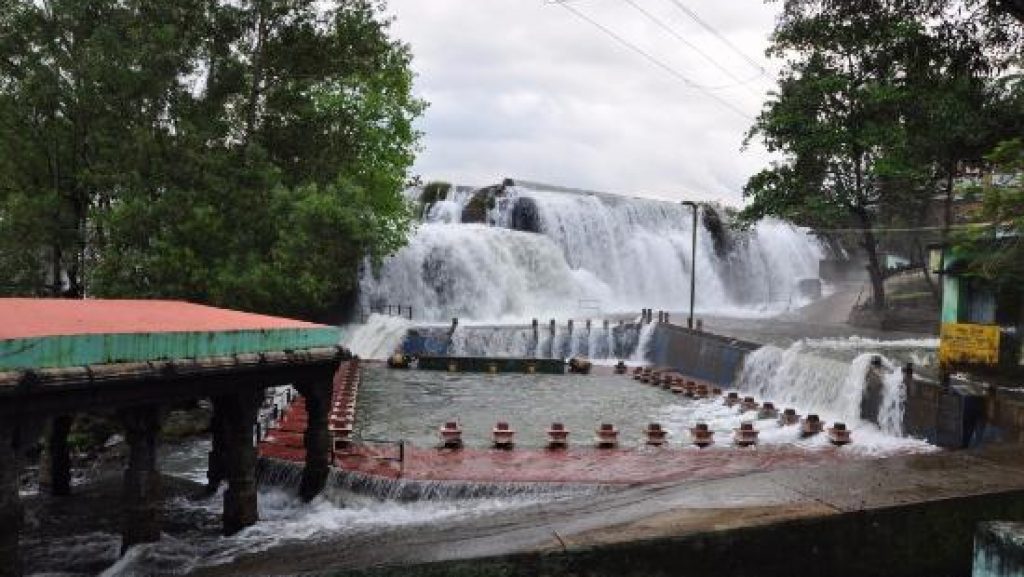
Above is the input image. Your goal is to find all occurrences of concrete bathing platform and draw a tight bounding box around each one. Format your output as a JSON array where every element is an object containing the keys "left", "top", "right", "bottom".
[{"left": 202, "top": 445, "right": 1024, "bottom": 577}]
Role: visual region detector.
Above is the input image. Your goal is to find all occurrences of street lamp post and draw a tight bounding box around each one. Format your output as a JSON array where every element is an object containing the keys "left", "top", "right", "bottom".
[{"left": 680, "top": 201, "right": 698, "bottom": 330}]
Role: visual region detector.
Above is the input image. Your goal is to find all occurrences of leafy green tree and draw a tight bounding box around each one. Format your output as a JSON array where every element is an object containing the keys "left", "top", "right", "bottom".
[
  {"left": 742, "top": 0, "right": 937, "bottom": 310},
  {"left": 743, "top": 0, "right": 1020, "bottom": 311},
  {"left": 1, "top": 0, "right": 424, "bottom": 321},
  {"left": 0, "top": 0, "right": 206, "bottom": 296},
  {"left": 955, "top": 137, "right": 1024, "bottom": 287}
]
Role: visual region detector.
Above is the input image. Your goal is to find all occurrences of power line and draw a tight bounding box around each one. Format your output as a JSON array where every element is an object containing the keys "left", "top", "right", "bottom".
[
  {"left": 621, "top": 0, "right": 764, "bottom": 95},
  {"left": 808, "top": 222, "right": 994, "bottom": 233},
  {"left": 663, "top": 0, "right": 769, "bottom": 75},
  {"left": 550, "top": 0, "right": 754, "bottom": 121}
]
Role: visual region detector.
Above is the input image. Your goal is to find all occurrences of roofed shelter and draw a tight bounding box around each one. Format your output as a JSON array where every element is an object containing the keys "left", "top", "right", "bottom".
[{"left": 0, "top": 298, "right": 347, "bottom": 577}]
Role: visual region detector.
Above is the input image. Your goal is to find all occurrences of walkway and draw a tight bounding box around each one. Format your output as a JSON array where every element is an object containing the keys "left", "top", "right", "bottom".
[{"left": 196, "top": 444, "right": 1024, "bottom": 577}]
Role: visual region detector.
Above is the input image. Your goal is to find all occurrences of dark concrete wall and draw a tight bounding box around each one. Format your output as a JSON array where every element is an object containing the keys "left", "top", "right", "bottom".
[
  {"left": 416, "top": 357, "right": 564, "bottom": 374},
  {"left": 648, "top": 324, "right": 759, "bottom": 386},
  {"left": 904, "top": 376, "right": 986, "bottom": 448},
  {"left": 331, "top": 489, "right": 1024, "bottom": 577}
]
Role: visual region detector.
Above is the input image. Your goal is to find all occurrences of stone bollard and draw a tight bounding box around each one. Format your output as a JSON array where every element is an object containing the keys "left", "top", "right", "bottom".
[
  {"left": 723, "top": 391, "right": 740, "bottom": 407},
  {"left": 800, "top": 414, "right": 823, "bottom": 438},
  {"left": 778, "top": 408, "right": 800, "bottom": 426},
  {"left": 740, "top": 396, "right": 759, "bottom": 413},
  {"left": 828, "top": 422, "right": 852, "bottom": 446},
  {"left": 547, "top": 422, "right": 570, "bottom": 450},
  {"left": 596, "top": 423, "right": 619, "bottom": 449},
  {"left": 439, "top": 421, "right": 463, "bottom": 449},
  {"left": 492, "top": 421, "right": 516, "bottom": 449},
  {"left": 734, "top": 422, "right": 759, "bottom": 447},
  {"left": 645, "top": 423, "right": 668, "bottom": 446},
  {"left": 664, "top": 312, "right": 670, "bottom": 323},
  {"left": 758, "top": 402, "right": 779, "bottom": 420},
  {"left": 691, "top": 422, "right": 714, "bottom": 448}
]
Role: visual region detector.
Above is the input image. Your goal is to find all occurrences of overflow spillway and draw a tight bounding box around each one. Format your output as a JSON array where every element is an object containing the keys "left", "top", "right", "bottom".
[{"left": 359, "top": 180, "right": 827, "bottom": 322}]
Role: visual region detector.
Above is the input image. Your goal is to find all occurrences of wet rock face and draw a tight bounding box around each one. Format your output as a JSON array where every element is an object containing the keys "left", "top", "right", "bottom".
[
  {"left": 701, "top": 205, "right": 732, "bottom": 258},
  {"left": 509, "top": 197, "right": 541, "bottom": 233},
  {"left": 860, "top": 367, "right": 885, "bottom": 425},
  {"left": 461, "top": 185, "right": 501, "bottom": 224}
]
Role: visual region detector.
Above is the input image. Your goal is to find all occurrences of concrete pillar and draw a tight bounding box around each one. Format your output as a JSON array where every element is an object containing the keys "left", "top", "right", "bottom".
[
  {"left": 118, "top": 405, "right": 163, "bottom": 553},
  {"left": 220, "top": 390, "right": 261, "bottom": 535},
  {"left": 47, "top": 415, "right": 73, "bottom": 497},
  {"left": 0, "top": 419, "right": 22, "bottom": 577},
  {"left": 296, "top": 381, "right": 331, "bottom": 502},
  {"left": 206, "top": 398, "right": 228, "bottom": 494}
]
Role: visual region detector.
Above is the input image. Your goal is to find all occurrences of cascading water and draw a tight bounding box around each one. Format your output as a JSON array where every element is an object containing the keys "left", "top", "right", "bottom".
[
  {"left": 632, "top": 321, "right": 658, "bottom": 362},
  {"left": 343, "top": 314, "right": 416, "bottom": 359},
  {"left": 730, "top": 339, "right": 936, "bottom": 454},
  {"left": 359, "top": 182, "right": 826, "bottom": 323}
]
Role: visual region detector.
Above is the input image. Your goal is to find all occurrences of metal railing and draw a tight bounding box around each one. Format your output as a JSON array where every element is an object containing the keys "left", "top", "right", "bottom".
[{"left": 361, "top": 304, "right": 413, "bottom": 322}]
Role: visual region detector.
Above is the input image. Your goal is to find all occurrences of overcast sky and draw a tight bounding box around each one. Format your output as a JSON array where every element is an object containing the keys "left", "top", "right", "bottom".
[{"left": 385, "top": 0, "right": 782, "bottom": 205}]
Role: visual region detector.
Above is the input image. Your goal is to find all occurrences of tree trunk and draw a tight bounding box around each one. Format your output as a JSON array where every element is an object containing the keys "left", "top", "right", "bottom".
[
  {"left": 855, "top": 209, "right": 886, "bottom": 311},
  {"left": 244, "top": 2, "right": 268, "bottom": 145},
  {"left": 914, "top": 237, "right": 940, "bottom": 303},
  {"left": 942, "top": 163, "right": 956, "bottom": 243}
]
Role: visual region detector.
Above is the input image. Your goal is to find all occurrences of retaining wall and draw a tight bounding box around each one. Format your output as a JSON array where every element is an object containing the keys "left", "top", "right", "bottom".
[
  {"left": 329, "top": 489, "right": 1024, "bottom": 577},
  {"left": 648, "top": 323, "right": 760, "bottom": 386}
]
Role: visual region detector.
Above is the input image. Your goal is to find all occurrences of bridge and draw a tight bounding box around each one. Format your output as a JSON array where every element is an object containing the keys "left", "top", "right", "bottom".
[{"left": 0, "top": 298, "right": 346, "bottom": 577}]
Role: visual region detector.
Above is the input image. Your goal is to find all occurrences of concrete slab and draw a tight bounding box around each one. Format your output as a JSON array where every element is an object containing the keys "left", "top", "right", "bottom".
[
  {"left": 765, "top": 452, "right": 1024, "bottom": 512},
  {"left": 191, "top": 448, "right": 1024, "bottom": 577}
]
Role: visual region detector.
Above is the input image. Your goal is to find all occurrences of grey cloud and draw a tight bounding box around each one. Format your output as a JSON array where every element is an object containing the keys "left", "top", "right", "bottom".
[{"left": 388, "top": 0, "right": 780, "bottom": 205}]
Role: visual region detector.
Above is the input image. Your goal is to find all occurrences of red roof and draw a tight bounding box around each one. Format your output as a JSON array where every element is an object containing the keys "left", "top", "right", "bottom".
[{"left": 0, "top": 298, "right": 327, "bottom": 339}]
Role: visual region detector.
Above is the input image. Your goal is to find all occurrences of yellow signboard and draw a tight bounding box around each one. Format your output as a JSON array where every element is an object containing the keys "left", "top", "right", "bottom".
[{"left": 939, "top": 323, "right": 1001, "bottom": 366}]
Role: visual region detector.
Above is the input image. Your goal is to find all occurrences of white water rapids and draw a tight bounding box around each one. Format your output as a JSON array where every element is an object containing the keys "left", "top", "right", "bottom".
[{"left": 359, "top": 183, "right": 825, "bottom": 322}]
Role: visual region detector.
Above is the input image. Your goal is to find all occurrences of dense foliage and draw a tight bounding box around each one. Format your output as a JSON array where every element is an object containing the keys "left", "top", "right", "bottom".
[
  {"left": 742, "top": 0, "right": 1022, "bottom": 310},
  {"left": 0, "top": 0, "right": 423, "bottom": 320},
  {"left": 956, "top": 138, "right": 1024, "bottom": 287}
]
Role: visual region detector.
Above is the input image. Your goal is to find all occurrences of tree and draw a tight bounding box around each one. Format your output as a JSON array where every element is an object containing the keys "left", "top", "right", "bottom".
[
  {"left": 743, "top": 0, "right": 1020, "bottom": 311},
  {"left": 0, "top": 0, "right": 207, "bottom": 297},
  {"left": 742, "top": 0, "right": 938, "bottom": 310},
  {"left": 0, "top": 0, "right": 424, "bottom": 321}
]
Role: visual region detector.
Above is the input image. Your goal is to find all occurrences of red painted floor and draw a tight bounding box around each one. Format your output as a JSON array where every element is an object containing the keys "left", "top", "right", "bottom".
[
  {"left": 0, "top": 298, "right": 327, "bottom": 339},
  {"left": 260, "top": 361, "right": 861, "bottom": 486}
]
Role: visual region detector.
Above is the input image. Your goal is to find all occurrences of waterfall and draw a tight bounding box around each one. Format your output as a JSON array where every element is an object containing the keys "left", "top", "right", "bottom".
[
  {"left": 734, "top": 341, "right": 913, "bottom": 437},
  {"left": 342, "top": 314, "right": 413, "bottom": 359},
  {"left": 631, "top": 322, "right": 657, "bottom": 362},
  {"left": 257, "top": 457, "right": 605, "bottom": 502},
  {"left": 359, "top": 182, "right": 825, "bottom": 323}
]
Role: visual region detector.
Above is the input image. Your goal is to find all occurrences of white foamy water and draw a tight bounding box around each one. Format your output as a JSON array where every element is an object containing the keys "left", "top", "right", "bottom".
[
  {"left": 720, "top": 341, "right": 935, "bottom": 456},
  {"left": 446, "top": 321, "right": 642, "bottom": 360},
  {"left": 38, "top": 488, "right": 549, "bottom": 577},
  {"left": 360, "top": 184, "right": 825, "bottom": 322},
  {"left": 342, "top": 314, "right": 415, "bottom": 359}
]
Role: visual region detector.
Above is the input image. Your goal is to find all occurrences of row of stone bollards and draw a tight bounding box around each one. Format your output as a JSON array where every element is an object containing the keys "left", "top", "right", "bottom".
[
  {"left": 438, "top": 420, "right": 680, "bottom": 450},
  {"left": 629, "top": 365, "right": 852, "bottom": 447}
]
